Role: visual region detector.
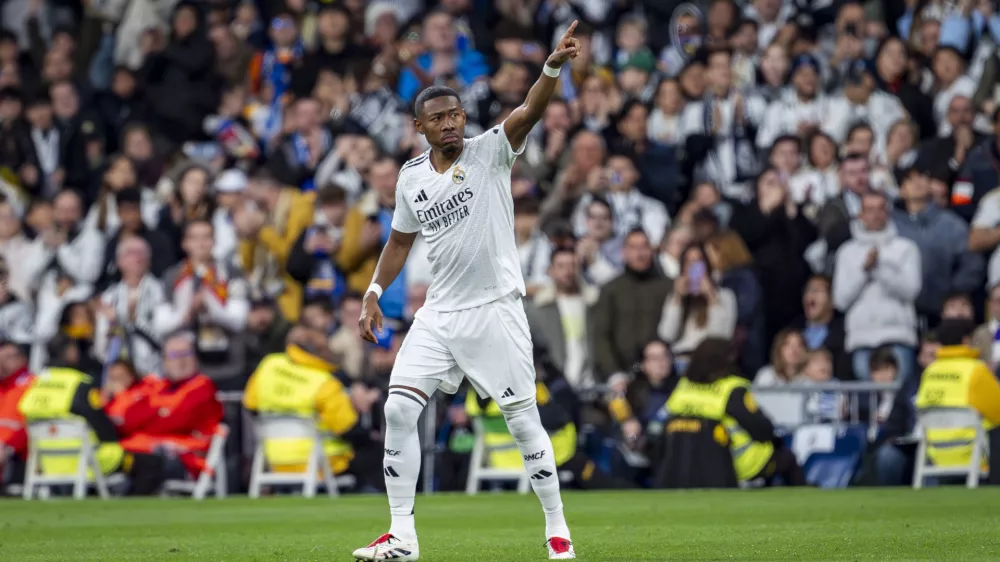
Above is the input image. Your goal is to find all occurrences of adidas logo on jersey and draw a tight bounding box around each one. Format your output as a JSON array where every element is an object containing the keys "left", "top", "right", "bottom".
[
  {"left": 501, "top": 387, "right": 515, "bottom": 398},
  {"left": 414, "top": 190, "right": 428, "bottom": 203}
]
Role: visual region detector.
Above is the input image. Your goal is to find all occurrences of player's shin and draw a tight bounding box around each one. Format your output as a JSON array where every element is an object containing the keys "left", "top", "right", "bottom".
[
  {"left": 501, "top": 399, "right": 570, "bottom": 540},
  {"left": 382, "top": 392, "right": 425, "bottom": 543}
]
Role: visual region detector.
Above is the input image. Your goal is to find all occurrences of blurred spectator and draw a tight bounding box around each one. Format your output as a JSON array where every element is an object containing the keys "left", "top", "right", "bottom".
[
  {"left": 622, "top": 339, "right": 676, "bottom": 447},
  {"left": 681, "top": 47, "right": 767, "bottom": 201},
  {"left": 102, "top": 360, "right": 158, "bottom": 438},
  {"left": 156, "top": 220, "right": 249, "bottom": 389},
  {"left": 514, "top": 198, "right": 552, "bottom": 295},
  {"left": 917, "top": 95, "right": 979, "bottom": 175},
  {"left": 97, "top": 187, "right": 175, "bottom": 290},
  {"left": 329, "top": 292, "right": 364, "bottom": 381},
  {"left": 236, "top": 172, "right": 313, "bottom": 322},
  {"left": 574, "top": 197, "right": 623, "bottom": 286},
  {"left": 157, "top": 163, "right": 214, "bottom": 256},
  {"left": 940, "top": 292, "right": 974, "bottom": 321},
  {"left": 833, "top": 191, "right": 921, "bottom": 382},
  {"left": 753, "top": 328, "right": 808, "bottom": 427},
  {"left": 0, "top": 254, "right": 32, "bottom": 345},
  {"left": 826, "top": 61, "right": 906, "bottom": 145},
  {"left": 646, "top": 78, "right": 685, "bottom": 146},
  {"left": 929, "top": 47, "right": 975, "bottom": 139},
  {"left": 244, "top": 296, "right": 292, "bottom": 369},
  {"left": 868, "top": 347, "right": 899, "bottom": 424},
  {"left": 0, "top": 339, "right": 33, "bottom": 474},
  {"left": 337, "top": 157, "right": 401, "bottom": 300},
  {"left": 140, "top": 3, "right": 219, "bottom": 149},
  {"left": 525, "top": 247, "right": 598, "bottom": 390},
  {"left": 814, "top": 152, "right": 870, "bottom": 268},
  {"left": 268, "top": 98, "right": 333, "bottom": 192},
  {"left": 397, "top": 9, "right": 488, "bottom": 104},
  {"left": 286, "top": 184, "right": 349, "bottom": 306},
  {"left": 952, "top": 110, "right": 1000, "bottom": 223},
  {"left": 210, "top": 169, "right": 245, "bottom": 263},
  {"left": 94, "top": 236, "right": 165, "bottom": 375},
  {"left": 801, "top": 348, "right": 843, "bottom": 423},
  {"left": 658, "top": 243, "right": 737, "bottom": 367},
  {"left": 657, "top": 225, "right": 693, "bottom": 280},
  {"left": 118, "top": 331, "right": 224, "bottom": 484},
  {"left": 705, "top": 230, "right": 765, "bottom": 374},
  {"left": 592, "top": 229, "right": 672, "bottom": 382},
  {"left": 756, "top": 54, "right": 826, "bottom": 150},
  {"left": 788, "top": 275, "right": 851, "bottom": 380},
  {"left": 541, "top": 129, "right": 607, "bottom": 225},
  {"left": 872, "top": 36, "right": 936, "bottom": 141},
  {"left": 892, "top": 166, "right": 982, "bottom": 325},
  {"left": 570, "top": 153, "right": 669, "bottom": 247},
  {"left": 730, "top": 168, "right": 816, "bottom": 344}
]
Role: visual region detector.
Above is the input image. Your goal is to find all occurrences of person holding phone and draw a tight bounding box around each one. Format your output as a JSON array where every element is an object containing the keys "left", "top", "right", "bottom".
[{"left": 657, "top": 243, "right": 738, "bottom": 372}]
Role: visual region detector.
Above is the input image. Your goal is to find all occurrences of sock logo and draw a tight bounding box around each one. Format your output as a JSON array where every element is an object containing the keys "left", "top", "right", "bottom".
[
  {"left": 384, "top": 448, "right": 401, "bottom": 456},
  {"left": 530, "top": 469, "right": 553, "bottom": 480},
  {"left": 384, "top": 466, "right": 400, "bottom": 478},
  {"left": 501, "top": 387, "right": 515, "bottom": 398},
  {"left": 523, "top": 450, "right": 546, "bottom": 461}
]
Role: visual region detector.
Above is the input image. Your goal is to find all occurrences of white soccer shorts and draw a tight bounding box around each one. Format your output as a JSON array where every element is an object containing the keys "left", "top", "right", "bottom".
[{"left": 390, "top": 291, "right": 536, "bottom": 406}]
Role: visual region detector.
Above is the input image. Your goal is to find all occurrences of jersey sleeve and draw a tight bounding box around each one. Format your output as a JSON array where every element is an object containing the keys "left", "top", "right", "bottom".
[
  {"left": 483, "top": 122, "right": 527, "bottom": 171},
  {"left": 391, "top": 172, "right": 422, "bottom": 233}
]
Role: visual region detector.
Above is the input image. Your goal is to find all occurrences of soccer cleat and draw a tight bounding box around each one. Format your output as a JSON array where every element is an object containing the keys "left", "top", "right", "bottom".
[
  {"left": 547, "top": 537, "right": 576, "bottom": 559},
  {"left": 352, "top": 533, "right": 419, "bottom": 561}
]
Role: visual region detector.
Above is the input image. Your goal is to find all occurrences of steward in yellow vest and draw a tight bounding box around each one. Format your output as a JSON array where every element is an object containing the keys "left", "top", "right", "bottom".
[
  {"left": 465, "top": 378, "right": 634, "bottom": 489},
  {"left": 244, "top": 325, "right": 375, "bottom": 477},
  {"left": 915, "top": 319, "right": 1000, "bottom": 472},
  {"left": 657, "top": 338, "right": 804, "bottom": 488},
  {"left": 17, "top": 367, "right": 125, "bottom": 476}
]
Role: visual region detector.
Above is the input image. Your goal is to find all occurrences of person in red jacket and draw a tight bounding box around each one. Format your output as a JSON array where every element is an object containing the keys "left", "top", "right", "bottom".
[
  {"left": 119, "top": 332, "right": 223, "bottom": 486},
  {"left": 102, "top": 360, "right": 159, "bottom": 438},
  {"left": 0, "top": 340, "right": 33, "bottom": 478}
]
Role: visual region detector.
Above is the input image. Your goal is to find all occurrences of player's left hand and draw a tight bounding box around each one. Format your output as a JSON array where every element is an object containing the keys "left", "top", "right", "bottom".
[
  {"left": 358, "top": 293, "right": 384, "bottom": 344},
  {"left": 546, "top": 20, "right": 581, "bottom": 68}
]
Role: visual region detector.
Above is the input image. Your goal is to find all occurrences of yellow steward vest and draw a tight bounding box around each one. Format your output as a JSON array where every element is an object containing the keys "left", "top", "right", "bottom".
[
  {"left": 915, "top": 353, "right": 994, "bottom": 469},
  {"left": 253, "top": 353, "right": 353, "bottom": 473},
  {"left": 665, "top": 376, "right": 773, "bottom": 481},
  {"left": 465, "top": 383, "right": 576, "bottom": 469},
  {"left": 18, "top": 368, "right": 123, "bottom": 475}
]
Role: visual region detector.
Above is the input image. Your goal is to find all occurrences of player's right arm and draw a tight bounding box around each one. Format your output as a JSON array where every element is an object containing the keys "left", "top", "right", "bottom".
[{"left": 359, "top": 171, "right": 422, "bottom": 343}]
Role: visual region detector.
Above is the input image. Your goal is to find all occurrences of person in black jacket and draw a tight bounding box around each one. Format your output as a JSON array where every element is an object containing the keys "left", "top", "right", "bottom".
[
  {"left": 139, "top": 3, "right": 219, "bottom": 149},
  {"left": 729, "top": 167, "right": 817, "bottom": 348},
  {"left": 96, "top": 187, "right": 176, "bottom": 293},
  {"left": 873, "top": 37, "right": 936, "bottom": 141}
]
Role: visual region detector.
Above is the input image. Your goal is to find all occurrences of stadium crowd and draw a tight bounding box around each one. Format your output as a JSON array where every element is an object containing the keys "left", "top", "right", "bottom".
[{"left": 1, "top": 0, "right": 1000, "bottom": 493}]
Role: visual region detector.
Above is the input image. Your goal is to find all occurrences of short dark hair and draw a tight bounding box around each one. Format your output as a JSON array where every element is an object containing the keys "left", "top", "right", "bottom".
[
  {"left": 302, "top": 296, "right": 335, "bottom": 315},
  {"left": 316, "top": 184, "right": 347, "bottom": 206},
  {"left": 869, "top": 346, "right": 898, "bottom": 372},
  {"left": 587, "top": 196, "right": 613, "bottom": 218},
  {"left": 686, "top": 337, "right": 738, "bottom": 383},
  {"left": 937, "top": 318, "right": 977, "bottom": 346},
  {"left": 514, "top": 197, "right": 541, "bottom": 216},
  {"left": 842, "top": 151, "right": 869, "bottom": 165},
  {"left": 184, "top": 217, "right": 214, "bottom": 235},
  {"left": 846, "top": 122, "right": 873, "bottom": 141},
  {"left": 413, "top": 85, "right": 461, "bottom": 116},
  {"left": 705, "top": 46, "right": 733, "bottom": 64},
  {"left": 549, "top": 246, "right": 576, "bottom": 265}
]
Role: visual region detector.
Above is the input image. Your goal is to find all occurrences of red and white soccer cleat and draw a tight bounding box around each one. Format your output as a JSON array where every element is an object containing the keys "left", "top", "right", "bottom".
[
  {"left": 547, "top": 537, "right": 576, "bottom": 559},
  {"left": 352, "top": 533, "right": 420, "bottom": 561}
]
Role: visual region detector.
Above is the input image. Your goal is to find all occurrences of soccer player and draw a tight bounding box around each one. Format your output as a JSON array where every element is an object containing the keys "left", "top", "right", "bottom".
[{"left": 352, "top": 22, "right": 582, "bottom": 562}]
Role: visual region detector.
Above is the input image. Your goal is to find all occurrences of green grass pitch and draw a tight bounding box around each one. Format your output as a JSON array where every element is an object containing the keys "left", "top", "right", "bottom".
[{"left": 1, "top": 488, "right": 998, "bottom": 561}]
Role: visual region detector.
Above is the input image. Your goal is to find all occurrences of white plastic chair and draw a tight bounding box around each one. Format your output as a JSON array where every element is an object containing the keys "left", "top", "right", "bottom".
[
  {"left": 161, "top": 424, "right": 230, "bottom": 500},
  {"left": 913, "top": 407, "right": 989, "bottom": 489},
  {"left": 465, "top": 418, "right": 531, "bottom": 495},
  {"left": 23, "top": 418, "right": 109, "bottom": 500},
  {"left": 248, "top": 415, "right": 345, "bottom": 498}
]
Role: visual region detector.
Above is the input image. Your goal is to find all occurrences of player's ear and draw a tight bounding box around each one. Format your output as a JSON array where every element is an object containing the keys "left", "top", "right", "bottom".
[{"left": 413, "top": 117, "right": 425, "bottom": 135}]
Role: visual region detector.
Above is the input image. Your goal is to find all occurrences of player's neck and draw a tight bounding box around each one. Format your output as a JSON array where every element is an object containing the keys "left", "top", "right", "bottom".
[{"left": 429, "top": 141, "right": 465, "bottom": 174}]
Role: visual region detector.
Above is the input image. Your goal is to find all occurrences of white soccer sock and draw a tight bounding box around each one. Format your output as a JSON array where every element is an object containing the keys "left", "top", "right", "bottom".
[
  {"left": 383, "top": 389, "right": 426, "bottom": 543},
  {"left": 502, "top": 400, "right": 570, "bottom": 540}
]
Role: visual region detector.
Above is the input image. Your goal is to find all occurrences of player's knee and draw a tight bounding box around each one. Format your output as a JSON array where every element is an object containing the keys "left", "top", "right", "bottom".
[
  {"left": 500, "top": 398, "right": 540, "bottom": 441},
  {"left": 383, "top": 395, "right": 422, "bottom": 431}
]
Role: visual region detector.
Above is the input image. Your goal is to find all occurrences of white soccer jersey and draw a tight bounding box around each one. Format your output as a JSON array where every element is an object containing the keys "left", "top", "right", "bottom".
[{"left": 392, "top": 123, "right": 526, "bottom": 312}]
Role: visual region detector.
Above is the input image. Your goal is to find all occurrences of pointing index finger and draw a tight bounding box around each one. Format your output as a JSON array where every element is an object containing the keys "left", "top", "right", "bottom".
[{"left": 562, "top": 20, "right": 578, "bottom": 41}]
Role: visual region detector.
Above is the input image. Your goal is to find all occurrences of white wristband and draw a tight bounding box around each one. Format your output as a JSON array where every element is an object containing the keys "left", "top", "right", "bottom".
[
  {"left": 366, "top": 283, "right": 383, "bottom": 300},
  {"left": 542, "top": 64, "right": 561, "bottom": 78}
]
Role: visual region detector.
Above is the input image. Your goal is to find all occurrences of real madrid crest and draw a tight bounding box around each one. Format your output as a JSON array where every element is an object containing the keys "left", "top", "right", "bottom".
[{"left": 452, "top": 166, "right": 466, "bottom": 185}]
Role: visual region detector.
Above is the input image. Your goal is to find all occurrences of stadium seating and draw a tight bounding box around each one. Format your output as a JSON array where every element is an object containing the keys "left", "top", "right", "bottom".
[
  {"left": 912, "top": 407, "right": 989, "bottom": 489},
  {"left": 161, "top": 424, "right": 230, "bottom": 500},
  {"left": 248, "top": 415, "right": 341, "bottom": 498},
  {"left": 465, "top": 418, "right": 531, "bottom": 495},
  {"left": 22, "top": 419, "right": 110, "bottom": 500}
]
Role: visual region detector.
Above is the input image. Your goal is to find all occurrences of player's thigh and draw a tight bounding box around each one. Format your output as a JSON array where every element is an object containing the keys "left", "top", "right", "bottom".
[
  {"left": 390, "top": 311, "right": 460, "bottom": 398},
  {"left": 450, "top": 294, "right": 536, "bottom": 407}
]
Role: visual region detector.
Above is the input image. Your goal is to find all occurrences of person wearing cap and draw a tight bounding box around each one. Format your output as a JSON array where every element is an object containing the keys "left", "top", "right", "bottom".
[
  {"left": 756, "top": 53, "right": 830, "bottom": 149},
  {"left": 891, "top": 165, "right": 982, "bottom": 327},
  {"left": 617, "top": 49, "right": 657, "bottom": 102},
  {"left": 211, "top": 168, "right": 246, "bottom": 263},
  {"left": 824, "top": 59, "right": 905, "bottom": 144}
]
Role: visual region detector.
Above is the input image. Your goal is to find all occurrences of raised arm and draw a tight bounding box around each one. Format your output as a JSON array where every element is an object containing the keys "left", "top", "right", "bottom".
[{"left": 503, "top": 20, "right": 581, "bottom": 152}]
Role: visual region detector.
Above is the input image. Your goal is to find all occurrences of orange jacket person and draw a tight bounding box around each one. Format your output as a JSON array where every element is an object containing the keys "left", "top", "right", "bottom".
[
  {"left": 119, "top": 332, "right": 223, "bottom": 477},
  {"left": 103, "top": 360, "right": 159, "bottom": 438},
  {"left": 0, "top": 341, "right": 33, "bottom": 468}
]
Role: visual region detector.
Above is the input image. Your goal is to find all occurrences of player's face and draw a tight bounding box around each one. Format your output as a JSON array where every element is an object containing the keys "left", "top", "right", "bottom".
[{"left": 415, "top": 96, "right": 466, "bottom": 152}]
